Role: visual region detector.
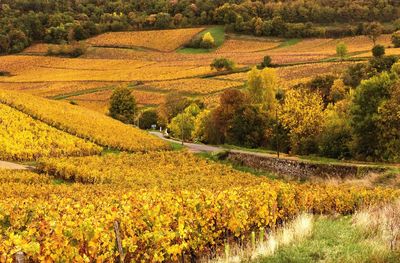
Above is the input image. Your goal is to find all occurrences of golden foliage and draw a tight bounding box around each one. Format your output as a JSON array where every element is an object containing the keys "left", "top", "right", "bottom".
[
  {"left": 0, "top": 153, "right": 395, "bottom": 261},
  {"left": 86, "top": 28, "right": 204, "bottom": 52},
  {"left": 0, "top": 104, "right": 101, "bottom": 161},
  {"left": 0, "top": 90, "right": 169, "bottom": 152}
]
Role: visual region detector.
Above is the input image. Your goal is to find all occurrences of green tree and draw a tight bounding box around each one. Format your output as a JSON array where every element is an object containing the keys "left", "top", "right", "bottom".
[
  {"left": 109, "top": 86, "right": 137, "bottom": 124},
  {"left": 372, "top": 44, "right": 385, "bottom": 58},
  {"left": 0, "top": 34, "right": 10, "bottom": 54},
  {"left": 138, "top": 109, "right": 158, "bottom": 130},
  {"left": 350, "top": 72, "right": 395, "bottom": 160},
  {"left": 336, "top": 42, "right": 348, "bottom": 61},
  {"left": 227, "top": 105, "right": 267, "bottom": 147},
  {"left": 376, "top": 83, "right": 400, "bottom": 162}
]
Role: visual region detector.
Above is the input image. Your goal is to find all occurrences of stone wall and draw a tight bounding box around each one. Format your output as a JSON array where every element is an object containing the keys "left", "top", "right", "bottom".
[{"left": 225, "top": 151, "right": 386, "bottom": 179}]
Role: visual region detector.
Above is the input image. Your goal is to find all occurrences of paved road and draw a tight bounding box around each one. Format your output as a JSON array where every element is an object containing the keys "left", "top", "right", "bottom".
[
  {"left": 0, "top": 161, "right": 32, "bottom": 170},
  {"left": 150, "top": 131, "right": 222, "bottom": 153}
]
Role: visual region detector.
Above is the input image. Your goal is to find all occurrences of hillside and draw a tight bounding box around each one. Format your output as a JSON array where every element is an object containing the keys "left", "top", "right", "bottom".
[{"left": 0, "top": 1, "right": 400, "bottom": 262}]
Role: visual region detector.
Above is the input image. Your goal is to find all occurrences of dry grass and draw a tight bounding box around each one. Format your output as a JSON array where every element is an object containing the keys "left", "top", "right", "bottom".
[
  {"left": 86, "top": 28, "right": 204, "bottom": 52},
  {"left": 353, "top": 200, "right": 400, "bottom": 252},
  {"left": 205, "top": 214, "right": 314, "bottom": 263}
]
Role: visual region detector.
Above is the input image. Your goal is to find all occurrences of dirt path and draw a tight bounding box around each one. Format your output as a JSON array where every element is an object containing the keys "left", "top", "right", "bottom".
[{"left": 0, "top": 161, "right": 32, "bottom": 170}]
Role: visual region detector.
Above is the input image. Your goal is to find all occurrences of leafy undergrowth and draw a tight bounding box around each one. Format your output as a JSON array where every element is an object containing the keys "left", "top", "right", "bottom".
[{"left": 258, "top": 216, "right": 400, "bottom": 263}]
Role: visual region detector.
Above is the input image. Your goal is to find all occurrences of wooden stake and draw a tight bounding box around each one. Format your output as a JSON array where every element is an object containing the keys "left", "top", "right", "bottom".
[
  {"left": 114, "top": 221, "right": 124, "bottom": 262},
  {"left": 15, "top": 252, "right": 24, "bottom": 263}
]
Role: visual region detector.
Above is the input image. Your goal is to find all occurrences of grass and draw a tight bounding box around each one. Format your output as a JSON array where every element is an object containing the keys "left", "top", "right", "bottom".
[
  {"left": 177, "top": 26, "right": 225, "bottom": 54},
  {"left": 196, "top": 151, "right": 280, "bottom": 180},
  {"left": 276, "top": 39, "right": 301, "bottom": 49},
  {"left": 51, "top": 85, "right": 115, "bottom": 100},
  {"left": 258, "top": 216, "right": 399, "bottom": 263}
]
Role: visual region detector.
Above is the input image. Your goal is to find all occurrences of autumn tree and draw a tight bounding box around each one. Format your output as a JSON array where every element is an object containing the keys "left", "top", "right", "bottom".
[
  {"left": 201, "top": 32, "right": 215, "bottom": 49},
  {"left": 280, "top": 88, "right": 325, "bottom": 154},
  {"left": 168, "top": 103, "right": 201, "bottom": 142},
  {"left": 246, "top": 67, "right": 279, "bottom": 112},
  {"left": 109, "top": 86, "right": 136, "bottom": 124}
]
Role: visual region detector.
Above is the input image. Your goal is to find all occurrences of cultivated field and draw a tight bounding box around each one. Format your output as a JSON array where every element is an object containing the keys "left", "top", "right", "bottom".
[
  {"left": 0, "top": 152, "right": 395, "bottom": 261},
  {"left": 0, "top": 90, "right": 169, "bottom": 152},
  {"left": 86, "top": 28, "right": 205, "bottom": 52}
]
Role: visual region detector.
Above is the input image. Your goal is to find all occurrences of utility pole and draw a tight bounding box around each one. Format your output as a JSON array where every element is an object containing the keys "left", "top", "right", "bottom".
[
  {"left": 276, "top": 107, "right": 280, "bottom": 159},
  {"left": 181, "top": 115, "right": 184, "bottom": 146}
]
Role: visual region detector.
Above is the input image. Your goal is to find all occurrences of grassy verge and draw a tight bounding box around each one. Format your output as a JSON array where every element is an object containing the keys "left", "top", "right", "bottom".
[
  {"left": 258, "top": 216, "right": 399, "bottom": 263},
  {"left": 177, "top": 26, "right": 225, "bottom": 54},
  {"left": 196, "top": 151, "right": 280, "bottom": 180}
]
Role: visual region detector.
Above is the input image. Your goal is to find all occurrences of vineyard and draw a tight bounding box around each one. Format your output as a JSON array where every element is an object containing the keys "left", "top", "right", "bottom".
[
  {"left": 86, "top": 28, "right": 205, "bottom": 52},
  {"left": 0, "top": 90, "right": 169, "bottom": 152},
  {"left": 0, "top": 153, "right": 397, "bottom": 262},
  {"left": 0, "top": 23, "right": 399, "bottom": 262},
  {"left": 0, "top": 104, "right": 101, "bottom": 161}
]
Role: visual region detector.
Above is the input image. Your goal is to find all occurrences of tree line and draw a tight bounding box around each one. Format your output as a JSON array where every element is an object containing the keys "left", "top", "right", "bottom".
[{"left": 2, "top": 0, "right": 400, "bottom": 54}]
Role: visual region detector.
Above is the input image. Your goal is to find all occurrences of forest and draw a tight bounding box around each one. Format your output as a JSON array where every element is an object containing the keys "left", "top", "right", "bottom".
[{"left": 1, "top": 0, "right": 400, "bottom": 54}]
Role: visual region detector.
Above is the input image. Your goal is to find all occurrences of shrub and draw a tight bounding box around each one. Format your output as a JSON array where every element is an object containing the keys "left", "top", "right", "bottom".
[
  {"left": 372, "top": 44, "right": 385, "bottom": 58},
  {"left": 200, "top": 32, "right": 215, "bottom": 49},
  {"left": 109, "top": 86, "right": 137, "bottom": 124},
  {"left": 210, "top": 58, "right": 235, "bottom": 71},
  {"left": 260, "top": 55, "right": 272, "bottom": 68},
  {"left": 336, "top": 42, "right": 348, "bottom": 61},
  {"left": 47, "top": 43, "right": 87, "bottom": 58}
]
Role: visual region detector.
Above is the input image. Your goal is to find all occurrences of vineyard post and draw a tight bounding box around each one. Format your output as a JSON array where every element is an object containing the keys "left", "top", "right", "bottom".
[
  {"left": 114, "top": 221, "right": 125, "bottom": 262},
  {"left": 15, "top": 251, "right": 24, "bottom": 263}
]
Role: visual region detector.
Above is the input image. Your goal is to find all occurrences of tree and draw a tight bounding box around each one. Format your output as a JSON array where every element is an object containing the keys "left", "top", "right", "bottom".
[
  {"left": 376, "top": 83, "right": 400, "bottom": 162},
  {"left": 139, "top": 109, "right": 158, "bottom": 130},
  {"left": 343, "top": 63, "right": 375, "bottom": 88},
  {"left": 0, "top": 34, "right": 10, "bottom": 54},
  {"left": 280, "top": 88, "right": 325, "bottom": 154},
  {"left": 192, "top": 109, "right": 211, "bottom": 142},
  {"left": 308, "top": 75, "right": 336, "bottom": 106},
  {"left": 157, "top": 93, "right": 191, "bottom": 126},
  {"left": 364, "top": 22, "right": 383, "bottom": 46},
  {"left": 168, "top": 103, "right": 201, "bottom": 142},
  {"left": 260, "top": 56, "right": 272, "bottom": 68},
  {"left": 210, "top": 58, "right": 235, "bottom": 71},
  {"left": 336, "top": 42, "right": 348, "bottom": 61},
  {"left": 227, "top": 105, "right": 267, "bottom": 148},
  {"left": 318, "top": 99, "right": 352, "bottom": 159},
  {"left": 246, "top": 67, "right": 279, "bottom": 111},
  {"left": 372, "top": 44, "right": 385, "bottom": 58},
  {"left": 209, "top": 89, "right": 248, "bottom": 144},
  {"left": 391, "top": 31, "right": 400, "bottom": 48},
  {"left": 109, "top": 86, "right": 137, "bottom": 124},
  {"left": 350, "top": 72, "right": 395, "bottom": 160},
  {"left": 201, "top": 32, "right": 215, "bottom": 49}
]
